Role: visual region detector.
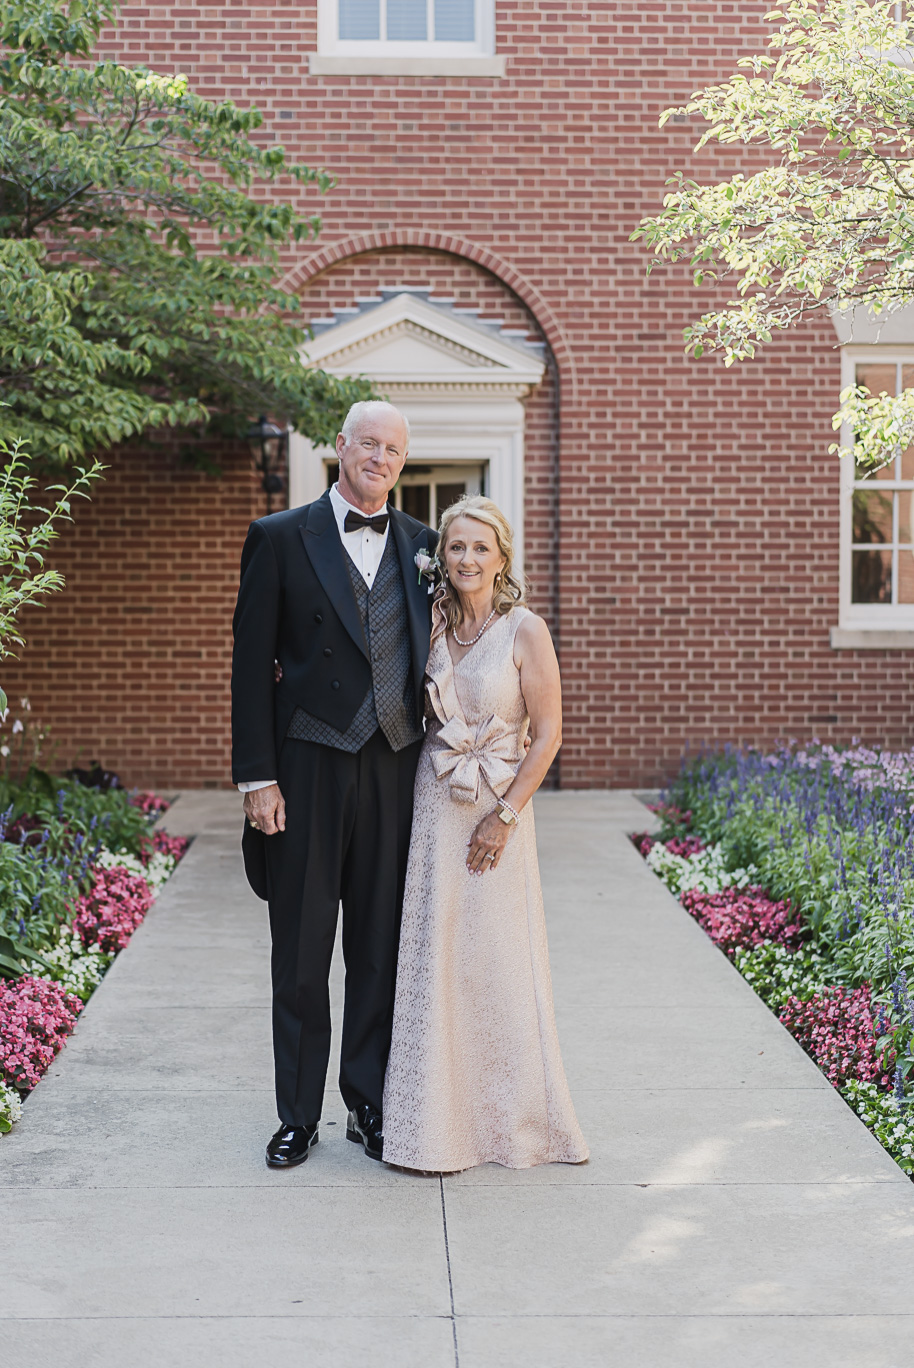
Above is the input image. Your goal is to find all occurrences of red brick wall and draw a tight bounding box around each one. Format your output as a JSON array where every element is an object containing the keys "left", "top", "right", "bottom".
[
  {"left": 1, "top": 442, "right": 260, "bottom": 790},
  {"left": 8, "top": 0, "right": 908, "bottom": 789}
]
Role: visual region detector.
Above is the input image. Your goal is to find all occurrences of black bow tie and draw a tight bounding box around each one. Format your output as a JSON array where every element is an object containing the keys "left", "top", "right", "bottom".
[{"left": 344, "top": 509, "right": 389, "bottom": 534}]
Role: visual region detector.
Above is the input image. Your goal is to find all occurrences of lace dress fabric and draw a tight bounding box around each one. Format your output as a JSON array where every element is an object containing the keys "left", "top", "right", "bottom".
[{"left": 382, "top": 606, "right": 589, "bottom": 1172}]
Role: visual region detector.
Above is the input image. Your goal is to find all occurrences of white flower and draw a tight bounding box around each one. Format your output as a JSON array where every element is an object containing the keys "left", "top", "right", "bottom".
[
  {"left": 0, "top": 745, "right": 8, "bottom": 758},
  {"left": 414, "top": 549, "right": 441, "bottom": 586},
  {"left": 11, "top": 719, "right": 23, "bottom": 735},
  {"left": 96, "top": 846, "right": 175, "bottom": 894},
  {"left": 0, "top": 1080, "right": 22, "bottom": 1130},
  {"left": 36, "top": 924, "right": 112, "bottom": 1002}
]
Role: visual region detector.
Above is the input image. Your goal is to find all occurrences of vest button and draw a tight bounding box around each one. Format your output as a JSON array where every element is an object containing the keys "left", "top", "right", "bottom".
[
  {"left": 331, "top": 679, "right": 340, "bottom": 690},
  {"left": 323, "top": 647, "right": 332, "bottom": 657},
  {"left": 314, "top": 613, "right": 323, "bottom": 624}
]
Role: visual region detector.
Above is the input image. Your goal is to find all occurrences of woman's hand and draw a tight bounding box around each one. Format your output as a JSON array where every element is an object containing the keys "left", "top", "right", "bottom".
[{"left": 466, "top": 809, "right": 512, "bottom": 874}]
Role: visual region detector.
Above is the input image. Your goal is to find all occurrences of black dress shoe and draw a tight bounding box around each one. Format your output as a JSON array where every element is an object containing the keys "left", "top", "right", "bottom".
[
  {"left": 265, "top": 1123, "right": 319, "bottom": 1168},
  {"left": 346, "top": 1104, "right": 383, "bottom": 1161}
]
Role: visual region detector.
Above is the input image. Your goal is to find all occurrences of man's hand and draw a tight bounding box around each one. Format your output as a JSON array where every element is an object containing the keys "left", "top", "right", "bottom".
[{"left": 243, "top": 783, "right": 286, "bottom": 836}]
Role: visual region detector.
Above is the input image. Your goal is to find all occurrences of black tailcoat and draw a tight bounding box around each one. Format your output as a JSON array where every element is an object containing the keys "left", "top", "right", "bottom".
[{"left": 231, "top": 492, "right": 438, "bottom": 900}]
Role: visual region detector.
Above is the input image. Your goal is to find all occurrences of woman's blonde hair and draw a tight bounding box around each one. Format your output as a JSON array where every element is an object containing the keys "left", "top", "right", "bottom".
[{"left": 437, "top": 494, "right": 525, "bottom": 633}]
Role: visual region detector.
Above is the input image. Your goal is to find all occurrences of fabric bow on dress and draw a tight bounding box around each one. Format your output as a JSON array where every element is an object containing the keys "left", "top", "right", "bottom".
[{"left": 432, "top": 713, "right": 519, "bottom": 803}]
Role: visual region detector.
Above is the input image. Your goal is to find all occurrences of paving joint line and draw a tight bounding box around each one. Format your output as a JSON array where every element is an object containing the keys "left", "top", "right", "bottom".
[{"left": 439, "top": 1177, "right": 459, "bottom": 1367}]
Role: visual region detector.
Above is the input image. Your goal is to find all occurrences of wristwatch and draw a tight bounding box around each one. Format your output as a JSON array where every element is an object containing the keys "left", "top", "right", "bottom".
[{"left": 497, "top": 800, "right": 519, "bottom": 825}]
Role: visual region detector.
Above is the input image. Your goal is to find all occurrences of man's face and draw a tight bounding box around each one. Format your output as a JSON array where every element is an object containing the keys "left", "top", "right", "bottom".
[{"left": 336, "top": 412, "right": 408, "bottom": 512}]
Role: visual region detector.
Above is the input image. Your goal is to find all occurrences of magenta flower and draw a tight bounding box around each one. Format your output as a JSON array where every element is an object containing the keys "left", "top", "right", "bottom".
[{"left": 0, "top": 976, "right": 82, "bottom": 1092}]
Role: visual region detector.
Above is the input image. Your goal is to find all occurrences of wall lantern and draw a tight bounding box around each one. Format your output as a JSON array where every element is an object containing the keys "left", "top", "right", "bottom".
[{"left": 246, "top": 415, "right": 288, "bottom": 512}]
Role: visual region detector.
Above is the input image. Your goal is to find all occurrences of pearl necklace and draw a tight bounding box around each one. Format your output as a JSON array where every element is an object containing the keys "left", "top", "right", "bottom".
[{"left": 452, "top": 607, "right": 497, "bottom": 648}]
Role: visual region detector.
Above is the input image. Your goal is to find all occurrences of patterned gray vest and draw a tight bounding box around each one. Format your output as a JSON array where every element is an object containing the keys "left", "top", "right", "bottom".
[{"left": 286, "top": 532, "right": 422, "bottom": 753}]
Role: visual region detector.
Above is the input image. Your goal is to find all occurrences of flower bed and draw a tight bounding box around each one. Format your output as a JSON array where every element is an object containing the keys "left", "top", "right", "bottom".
[
  {"left": 635, "top": 742, "right": 914, "bottom": 1177},
  {"left": 0, "top": 783, "right": 188, "bottom": 1133}
]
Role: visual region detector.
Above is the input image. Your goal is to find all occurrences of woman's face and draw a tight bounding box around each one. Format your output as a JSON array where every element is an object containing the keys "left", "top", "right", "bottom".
[{"left": 444, "top": 516, "right": 506, "bottom": 600}]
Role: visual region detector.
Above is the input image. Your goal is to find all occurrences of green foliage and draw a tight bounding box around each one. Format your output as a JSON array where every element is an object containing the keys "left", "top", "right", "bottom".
[
  {"left": 0, "top": 770, "right": 153, "bottom": 971},
  {"left": 665, "top": 747, "right": 914, "bottom": 1003},
  {"left": 733, "top": 939, "right": 835, "bottom": 1008},
  {"left": 0, "top": 437, "right": 103, "bottom": 710},
  {"left": 635, "top": 0, "right": 914, "bottom": 471},
  {"left": 0, "top": 0, "right": 372, "bottom": 467},
  {"left": 843, "top": 1079, "right": 914, "bottom": 1173}
]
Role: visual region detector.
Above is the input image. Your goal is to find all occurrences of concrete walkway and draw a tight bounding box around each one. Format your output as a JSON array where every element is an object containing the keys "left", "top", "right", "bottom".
[{"left": 3, "top": 791, "right": 914, "bottom": 1367}]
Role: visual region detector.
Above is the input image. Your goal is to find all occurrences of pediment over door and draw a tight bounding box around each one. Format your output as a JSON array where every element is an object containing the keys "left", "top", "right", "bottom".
[{"left": 300, "top": 290, "right": 546, "bottom": 395}]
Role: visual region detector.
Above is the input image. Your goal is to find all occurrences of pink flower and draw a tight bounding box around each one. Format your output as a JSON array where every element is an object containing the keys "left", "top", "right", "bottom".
[
  {"left": 664, "top": 835, "right": 706, "bottom": 858},
  {"left": 0, "top": 976, "right": 82, "bottom": 1092},
  {"left": 130, "top": 791, "right": 171, "bottom": 817},
  {"left": 71, "top": 866, "right": 154, "bottom": 954},
  {"left": 680, "top": 886, "right": 803, "bottom": 956},
  {"left": 779, "top": 985, "right": 894, "bottom": 1089},
  {"left": 149, "top": 830, "right": 188, "bottom": 863}
]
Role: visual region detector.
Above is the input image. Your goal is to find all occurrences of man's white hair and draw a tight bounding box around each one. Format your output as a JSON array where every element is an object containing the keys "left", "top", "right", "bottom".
[{"left": 340, "top": 400, "right": 410, "bottom": 447}]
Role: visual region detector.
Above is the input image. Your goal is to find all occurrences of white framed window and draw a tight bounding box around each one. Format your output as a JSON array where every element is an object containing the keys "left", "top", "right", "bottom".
[
  {"left": 311, "top": 0, "right": 503, "bottom": 75},
  {"left": 833, "top": 348, "right": 914, "bottom": 647}
]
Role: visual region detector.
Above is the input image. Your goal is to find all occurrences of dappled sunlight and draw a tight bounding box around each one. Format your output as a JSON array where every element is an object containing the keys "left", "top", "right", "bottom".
[
  {"left": 650, "top": 1137, "right": 731, "bottom": 1185},
  {"left": 607, "top": 1214, "right": 700, "bottom": 1271}
]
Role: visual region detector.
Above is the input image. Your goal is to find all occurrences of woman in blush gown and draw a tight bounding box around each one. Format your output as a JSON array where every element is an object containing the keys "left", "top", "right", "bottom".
[{"left": 382, "top": 495, "right": 588, "bottom": 1173}]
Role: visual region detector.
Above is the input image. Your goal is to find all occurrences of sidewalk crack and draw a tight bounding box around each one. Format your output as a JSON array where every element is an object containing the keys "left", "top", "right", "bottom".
[{"left": 439, "top": 1177, "right": 459, "bottom": 1366}]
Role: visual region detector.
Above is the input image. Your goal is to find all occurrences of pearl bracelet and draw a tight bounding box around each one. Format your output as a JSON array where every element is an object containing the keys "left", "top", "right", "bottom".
[{"left": 497, "top": 798, "right": 520, "bottom": 825}]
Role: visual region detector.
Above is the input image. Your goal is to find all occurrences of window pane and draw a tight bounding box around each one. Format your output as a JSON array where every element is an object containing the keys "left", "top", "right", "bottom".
[
  {"left": 900, "top": 445, "right": 914, "bottom": 481},
  {"left": 852, "top": 489, "right": 893, "bottom": 544},
  {"left": 401, "top": 483, "right": 430, "bottom": 524},
  {"left": 899, "top": 549, "right": 914, "bottom": 603},
  {"left": 856, "top": 455, "right": 896, "bottom": 481},
  {"left": 435, "top": 483, "right": 467, "bottom": 517},
  {"left": 435, "top": 0, "right": 475, "bottom": 40},
  {"left": 388, "top": 0, "right": 427, "bottom": 39},
  {"left": 856, "top": 362, "right": 897, "bottom": 396},
  {"left": 901, "top": 491, "right": 914, "bottom": 545},
  {"left": 855, "top": 364, "right": 899, "bottom": 480},
  {"left": 852, "top": 549, "right": 892, "bottom": 603},
  {"left": 339, "top": 0, "right": 380, "bottom": 39}
]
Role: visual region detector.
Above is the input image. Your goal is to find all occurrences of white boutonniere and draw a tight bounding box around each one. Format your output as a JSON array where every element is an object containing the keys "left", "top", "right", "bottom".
[{"left": 414, "top": 548, "right": 442, "bottom": 590}]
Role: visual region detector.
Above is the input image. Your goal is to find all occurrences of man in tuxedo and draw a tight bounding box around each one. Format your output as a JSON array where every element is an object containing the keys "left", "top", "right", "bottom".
[{"left": 231, "top": 401, "right": 437, "bottom": 1168}]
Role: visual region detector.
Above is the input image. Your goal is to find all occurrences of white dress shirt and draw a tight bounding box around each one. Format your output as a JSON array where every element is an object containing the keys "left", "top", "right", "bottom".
[{"left": 238, "top": 484, "right": 391, "bottom": 793}]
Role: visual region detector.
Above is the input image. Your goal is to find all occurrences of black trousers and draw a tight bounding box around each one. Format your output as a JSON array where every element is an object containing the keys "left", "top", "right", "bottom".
[{"left": 265, "top": 728, "right": 423, "bottom": 1127}]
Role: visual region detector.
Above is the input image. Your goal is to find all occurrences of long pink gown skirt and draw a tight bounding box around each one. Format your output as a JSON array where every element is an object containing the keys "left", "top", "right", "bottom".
[{"left": 382, "top": 606, "right": 589, "bottom": 1172}]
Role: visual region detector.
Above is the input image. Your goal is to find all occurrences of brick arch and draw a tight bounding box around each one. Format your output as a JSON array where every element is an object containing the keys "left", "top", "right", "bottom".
[{"left": 279, "top": 230, "right": 577, "bottom": 405}]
